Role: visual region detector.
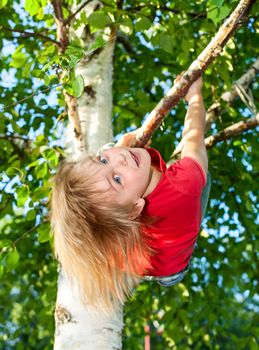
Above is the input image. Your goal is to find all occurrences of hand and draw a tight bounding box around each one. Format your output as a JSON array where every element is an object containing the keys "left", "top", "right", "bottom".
[
  {"left": 115, "top": 129, "right": 139, "bottom": 147},
  {"left": 185, "top": 77, "right": 203, "bottom": 103},
  {"left": 115, "top": 128, "right": 152, "bottom": 148}
]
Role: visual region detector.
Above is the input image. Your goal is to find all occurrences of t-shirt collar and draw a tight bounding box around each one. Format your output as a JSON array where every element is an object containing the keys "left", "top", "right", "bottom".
[{"left": 147, "top": 148, "right": 167, "bottom": 173}]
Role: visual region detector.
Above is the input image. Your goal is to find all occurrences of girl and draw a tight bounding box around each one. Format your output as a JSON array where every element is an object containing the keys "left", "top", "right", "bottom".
[{"left": 50, "top": 77, "right": 210, "bottom": 311}]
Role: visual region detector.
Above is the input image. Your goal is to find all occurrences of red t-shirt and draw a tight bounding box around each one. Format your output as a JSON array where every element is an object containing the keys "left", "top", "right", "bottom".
[{"left": 143, "top": 148, "right": 207, "bottom": 277}]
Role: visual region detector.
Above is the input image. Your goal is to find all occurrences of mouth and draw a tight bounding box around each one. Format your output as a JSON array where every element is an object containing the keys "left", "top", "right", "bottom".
[{"left": 129, "top": 151, "right": 140, "bottom": 167}]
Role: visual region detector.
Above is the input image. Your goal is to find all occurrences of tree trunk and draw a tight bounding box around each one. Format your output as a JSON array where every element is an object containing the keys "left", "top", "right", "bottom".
[{"left": 54, "top": 2, "right": 123, "bottom": 349}]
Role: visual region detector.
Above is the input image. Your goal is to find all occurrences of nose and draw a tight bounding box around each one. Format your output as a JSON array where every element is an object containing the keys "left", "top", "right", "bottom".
[{"left": 119, "top": 153, "right": 128, "bottom": 166}]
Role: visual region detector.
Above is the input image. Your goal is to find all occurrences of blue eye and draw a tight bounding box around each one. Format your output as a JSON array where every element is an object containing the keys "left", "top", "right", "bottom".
[
  {"left": 98, "top": 155, "right": 108, "bottom": 164},
  {"left": 113, "top": 175, "right": 121, "bottom": 184}
]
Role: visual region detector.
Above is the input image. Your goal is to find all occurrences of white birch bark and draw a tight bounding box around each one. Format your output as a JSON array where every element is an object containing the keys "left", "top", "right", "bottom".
[
  {"left": 54, "top": 2, "right": 123, "bottom": 349},
  {"left": 65, "top": 0, "right": 114, "bottom": 159}
]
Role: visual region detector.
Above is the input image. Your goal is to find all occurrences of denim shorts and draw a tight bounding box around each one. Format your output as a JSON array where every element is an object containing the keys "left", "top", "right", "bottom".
[{"left": 144, "top": 172, "right": 211, "bottom": 287}]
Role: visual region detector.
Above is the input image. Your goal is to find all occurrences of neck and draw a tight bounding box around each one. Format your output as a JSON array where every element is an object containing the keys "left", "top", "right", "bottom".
[{"left": 143, "top": 166, "right": 162, "bottom": 198}]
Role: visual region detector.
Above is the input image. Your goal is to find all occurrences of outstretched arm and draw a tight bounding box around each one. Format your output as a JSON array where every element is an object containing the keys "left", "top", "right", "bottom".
[{"left": 180, "top": 77, "right": 208, "bottom": 174}]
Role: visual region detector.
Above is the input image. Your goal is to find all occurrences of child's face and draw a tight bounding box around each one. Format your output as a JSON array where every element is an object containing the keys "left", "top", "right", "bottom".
[{"left": 91, "top": 146, "right": 154, "bottom": 212}]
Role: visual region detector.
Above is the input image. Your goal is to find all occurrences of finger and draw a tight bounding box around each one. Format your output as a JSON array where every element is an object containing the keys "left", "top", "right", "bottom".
[{"left": 174, "top": 71, "right": 185, "bottom": 84}]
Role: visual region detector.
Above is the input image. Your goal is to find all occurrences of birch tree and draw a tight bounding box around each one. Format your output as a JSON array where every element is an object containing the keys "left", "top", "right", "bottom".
[{"left": 0, "top": 0, "right": 258, "bottom": 349}]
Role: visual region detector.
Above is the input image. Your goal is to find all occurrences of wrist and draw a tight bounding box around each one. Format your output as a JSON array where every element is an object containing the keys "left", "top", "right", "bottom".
[{"left": 187, "top": 93, "right": 203, "bottom": 104}]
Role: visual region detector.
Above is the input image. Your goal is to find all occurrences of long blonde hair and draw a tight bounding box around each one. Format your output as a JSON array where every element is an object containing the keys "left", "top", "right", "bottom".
[{"left": 50, "top": 154, "right": 152, "bottom": 312}]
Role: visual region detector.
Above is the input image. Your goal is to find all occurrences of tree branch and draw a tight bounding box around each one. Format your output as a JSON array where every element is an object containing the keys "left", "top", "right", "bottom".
[
  {"left": 125, "top": 4, "right": 207, "bottom": 19},
  {"left": 155, "top": 6, "right": 207, "bottom": 19},
  {"left": 64, "top": 0, "right": 92, "bottom": 25},
  {"left": 131, "top": 0, "right": 255, "bottom": 147},
  {"left": 0, "top": 135, "right": 30, "bottom": 141},
  {"left": 52, "top": 0, "right": 69, "bottom": 51},
  {"left": 0, "top": 83, "right": 64, "bottom": 111},
  {"left": 52, "top": 0, "right": 84, "bottom": 151},
  {"left": 1, "top": 26, "right": 61, "bottom": 47},
  {"left": 117, "top": 34, "right": 135, "bottom": 54},
  {"left": 205, "top": 58, "right": 259, "bottom": 131},
  {"left": 205, "top": 114, "right": 259, "bottom": 149}
]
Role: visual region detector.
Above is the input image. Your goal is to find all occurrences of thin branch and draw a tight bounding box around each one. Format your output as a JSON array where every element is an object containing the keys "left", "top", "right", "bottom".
[
  {"left": 0, "top": 83, "right": 64, "bottom": 111},
  {"left": 1, "top": 26, "right": 61, "bottom": 47},
  {"left": 117, "top": 34, "right": 135, "bottom": 54},
  {"left": 116, "top": 0, "right": 124, "bottom": 10},
  {"left": 205, "top": 114, "right": 259, "bottom": 149},
  {"left": 51, "top": 0, "right": 85, "bottom": 150},
  {"left": 64, "top": 0, "right": 92, "bottom": 25},
  {"left": 52, "top": 0, "right": 68, "bottom": 51},
  {"left": 14, "top": 225, "right": 39, "bottom": 245},
  {"left": 0, "top": 135, "right": 30, "bottom": 141},
  {"left": 160, "top": 6, "right": 207, "bottom": 19},
  {"left": 114, "top": 103, "right": 143, "bottom": 118},
  {"left": 205, "top": 58, "right": 259, "bottom": 131},
  {"left": 131, "top": 0, "right": 255, "bottom": 147},
  {"left": 124, "top": 4, "right": 207, "bottom": 20},
  {"left": 221, "top": 59, "right": 259, "bottom": 103}
]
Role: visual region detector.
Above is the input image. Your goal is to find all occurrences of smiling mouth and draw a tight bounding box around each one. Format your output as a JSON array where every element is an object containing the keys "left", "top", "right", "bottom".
[{"left": 129, "top": 151, "right": 139, "bottom": 167}]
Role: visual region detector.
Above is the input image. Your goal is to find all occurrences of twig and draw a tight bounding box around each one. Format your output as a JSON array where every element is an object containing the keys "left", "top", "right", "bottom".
[
  {"left": 1, "top": 26, "right": 61, "bottom": 47},
  {"left": 64, "top": 0, "right": 92, "bottom": 25},
  {"left": 205, "top": 58, "right": 259, "bottom": 131},
  {"left": 117, "top": 35, "right": 135, "bottom": 54},
  {"left": 205, "top": 114, "right": 259, "bottom": 149},
  {"left": 131, "top": 0, "right": 255, "bottom": 147},
  {"left": 52, "top": 0, "right": 84, "bottom": 150},
  {"left": 14, "top": 225, "right": 39, "bottom": 245},
  {"left": 0, "top": 135, "right": 29, "bottom": 141},
  {"left": 0, "top": 83, "right": 64, "bottom": 111}
]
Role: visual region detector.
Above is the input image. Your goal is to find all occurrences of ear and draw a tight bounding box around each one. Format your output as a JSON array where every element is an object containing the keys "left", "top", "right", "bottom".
[{"left": 129, "top": 198, "right": 145, "bottom": 220}]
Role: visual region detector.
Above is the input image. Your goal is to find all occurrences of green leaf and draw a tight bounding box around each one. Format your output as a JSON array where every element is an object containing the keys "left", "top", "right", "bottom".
[
  {"left": 88, "top": 36, "right": 106, "bottom": 51},
  {"left": 72, "top": 75, "right": 84, "bottom": 98},
  {"left": 24, "top": 0, "right": 41, "bottom": 16},
  {"left": 119, "top": 16, "right": 133, "bottom": 35},
  {"left": 207, "top": 7, "right": 219, "bottom": 25},
  {"left": 0, "top": 0, "right": 8, "bottom": 9},
  {"left": 10, "top": 46, "right": 27, "bottom": 68},
  {"left": 207, "top": 5, "right": 230, "bottom": 25},
  {"left": 34, "top": 134, "right": 45, "bottom": 146},
  {"left": 211, "top": 0, "right": 223, "bottom": 6},
  {"left": 35, "top": 162, "right": 48, "bottom": 179},
  {"left": 22, "top": 60, "right": 34, "bottom": 78},
  {"left": 134, "top": 17, "right": 152, "bottom": 32},
  {"left": 27, "top": 209, "right": 36, "bottom": 221},
  {"left": 65, "top": 45, "right": 84, "bottom": 58},
  {"left": 43, "top": 74, "right": 50, "bottom": 85},
  {"left": 88, "top": 11, "right": 108, "bottom": 30},
  {"left": 16, "top": 185, "right": 30, "bottom": 207},
  {"left": 0, "top": 265, "right": 4, "bottom": 279},
  {"left": 45, "top": 45, "right": 56, "bottom": 55},
  {"left": 233, "top": 140, "right": 242, "bottom": 147},
  {"left": 42, "top": 149, "right": 59, "bottom": 167},
  {"left": 32, "top": 68, "right": 44, "bottom": 78},
  {"left": 27, "top": 160, "right": 39, "bottom": 169},
  {"left": 159, "top": 33, "right": 174, "bottom": 54},
  {"left": 216, "top": 6, "right": 231, "bottom": 23},
  {"left": 6, "top": 249, "right": 20, "bottom": 270},
  {"left": 0, "top": 239, "right": 13, "bottom": 250},
  {"left": 38, "top": 223, "right": 50, "bottom": 243}
]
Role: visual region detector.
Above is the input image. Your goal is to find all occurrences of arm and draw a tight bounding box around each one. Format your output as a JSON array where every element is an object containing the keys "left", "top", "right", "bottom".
[{"left": 180, "top": 77, "right": 208, "bottom": 174}]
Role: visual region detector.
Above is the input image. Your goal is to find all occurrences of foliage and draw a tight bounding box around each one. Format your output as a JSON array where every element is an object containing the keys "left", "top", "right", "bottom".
[{"left": 0, "top": 0, "right": 258, "bottom": 349}]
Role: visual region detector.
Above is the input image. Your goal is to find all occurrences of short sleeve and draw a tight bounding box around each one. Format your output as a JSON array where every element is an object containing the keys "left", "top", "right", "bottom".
[{"left": 167, "top": 157, "right": 206, "bottom": 196}]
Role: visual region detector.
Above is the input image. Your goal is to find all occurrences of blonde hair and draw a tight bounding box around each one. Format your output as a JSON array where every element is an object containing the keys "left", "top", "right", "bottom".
[{"left": 50, "top": 154, "right": 152, "bottom": 312}]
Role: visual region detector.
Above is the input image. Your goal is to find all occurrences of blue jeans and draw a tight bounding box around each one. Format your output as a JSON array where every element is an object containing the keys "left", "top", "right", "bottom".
[{"left": 144, "top": 172, "right": 211, "bottom": 287}]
